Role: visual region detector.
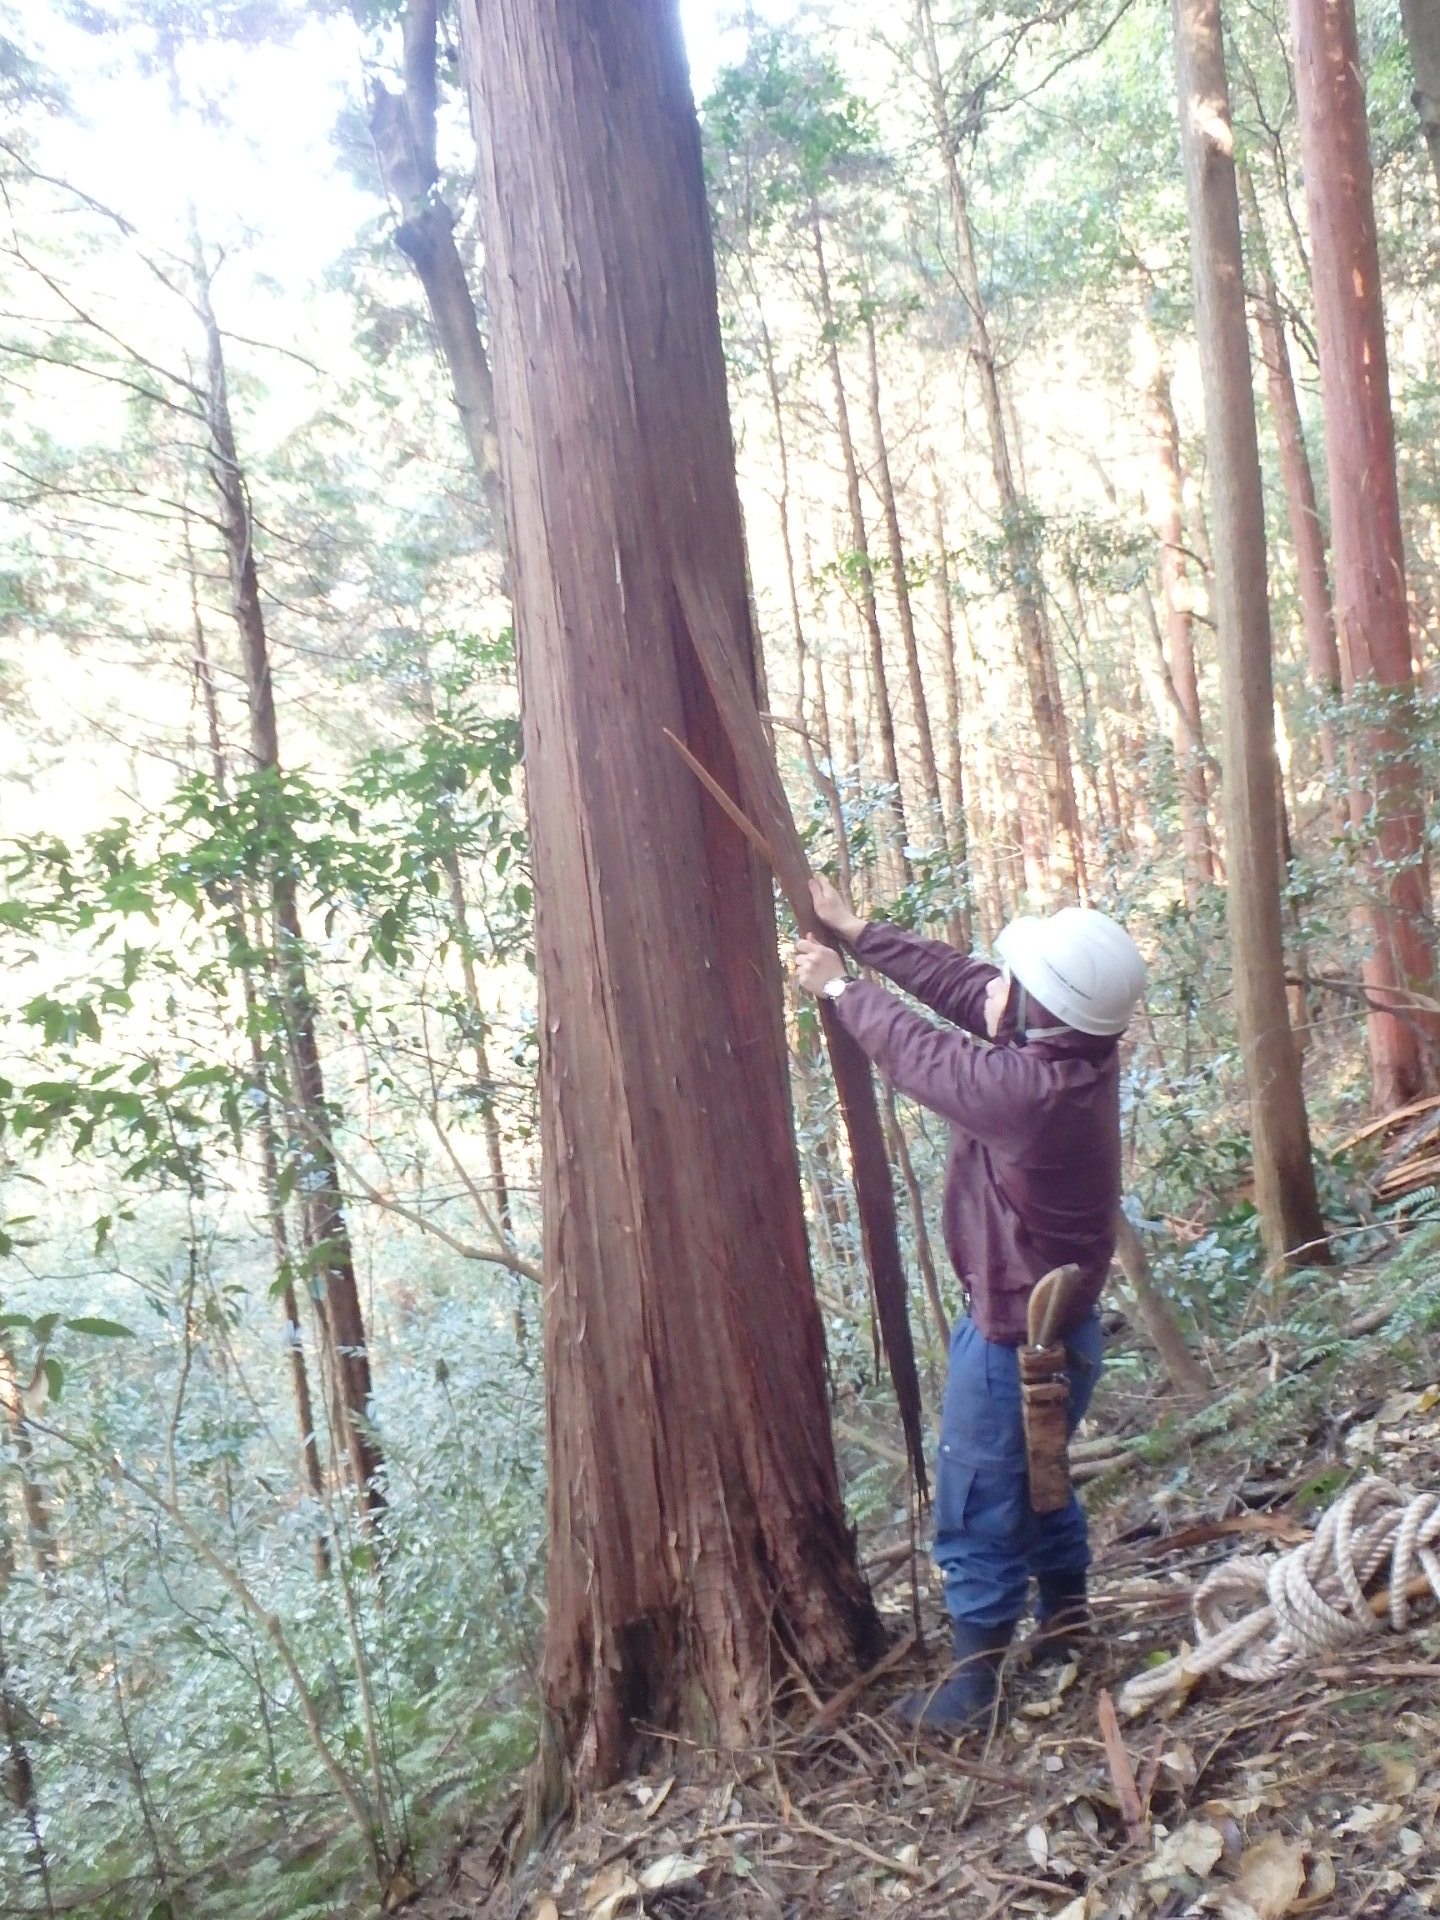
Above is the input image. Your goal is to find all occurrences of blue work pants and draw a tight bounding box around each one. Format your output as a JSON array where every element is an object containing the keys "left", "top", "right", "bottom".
[{"left": 932, "top": 1313, "right": 1103, "bottom": 1631}]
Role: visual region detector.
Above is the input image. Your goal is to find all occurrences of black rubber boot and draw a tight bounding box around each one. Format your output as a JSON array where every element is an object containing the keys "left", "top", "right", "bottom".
[
  {"left": 1031, "top": 1569, "right": 1090, "bottom": 1665},
  {"left": 892, "top": 1618, "right": 1018, "bottom": 1734}
]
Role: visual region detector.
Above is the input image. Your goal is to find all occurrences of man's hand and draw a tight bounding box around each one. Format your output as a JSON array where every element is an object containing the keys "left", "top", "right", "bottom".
[
  {"left": 795, "top": 934, "right": 847, "bottom": 997},
  {"left": 809, "top": 874, "right": 866, "bottom": 944}
]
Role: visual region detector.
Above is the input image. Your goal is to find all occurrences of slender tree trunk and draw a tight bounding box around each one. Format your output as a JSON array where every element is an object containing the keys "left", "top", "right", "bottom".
[
  {"left": 195, "top": 263, "right": 386, "bottom": 1517},
  {"left": 811, "top": 213, "right": 911, "bottom": 880},
  {"left": 1112, "top": 1212, "right": 1208, "bottom": 1397},
  {"left": 370, "top": 0, "right": 509, "bottom": 581},
  {"left": 930, "top": 485, "right": 973, "bottom": 943},
  {"left": 863, "top": 311, "right": 943, "bottom": 847},
  {"left": 1400, "top": 0, "right": 1440, "bottom": 204},
  {"left": 1291, "top": 0, "right": 1440, "bottom": 1109},
  {"left": 1172, "top": 0, "right": 1327, "bottom": 1266},
  {"left": 407, "top": 662, "right": 515, "bottom": 1235},
  {"left": 0, "top": 1342, "right": 55, "bottom": 1576},
  {"left": 914, "top": 0, "right": 1087, "bottom": 901},
  {"left": 1136, "top": 333, "right": 1214, "bottom": 892},
  {"left": 185, "top": 514, "right": 331, "bottom": 1571},
  {"left": 879, "top": 1083, "right": 949, "bottom": 1349},
  {"left": 1237, "top": 163, "right": 1346, "bottom": 826},
  {"left": 461, "top": 0, "right": 881, "bottom": 1795},
  {"left": 0, "top": 1604, "right": 50, "bottom": 1911}
]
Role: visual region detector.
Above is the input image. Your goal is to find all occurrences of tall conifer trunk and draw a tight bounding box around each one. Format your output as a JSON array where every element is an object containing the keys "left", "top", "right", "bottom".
[
  {"left": 863, "top": 311, "right": 943, "bottom": 855},
  {"left": 370, "top": 0, "right": 509, "bottom": 580},
  {"left": 1290, "top": 0, "right": 1440, "bottom": 1108},
  {"left": 930, "top": 484, "right": 973, "bottom": 942},
  {"left": 1137, "top": 337, "right": 1214, "bottom": 893},
  {"left": 460, "top": 0, "right": 880, "bottom": 1794},
  {"left": 914, "top": 0, "right": 1087, "bottom": 901},
  {"left": 1172, "top": 0, "right": 1326, "bottom": 1266},
  {"left": 1237, "top": 164, "right": 1346, "bottom": 827},
  {"left": 196, "top": 266, "right": 386, "bottom": 1517},
  {"left": 811, "top": 217, "right": 910, "bottom": 880}
]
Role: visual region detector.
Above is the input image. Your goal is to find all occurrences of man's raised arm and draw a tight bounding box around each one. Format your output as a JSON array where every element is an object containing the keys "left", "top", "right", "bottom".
[{"left": 809, "top": 876, "right": 995, "bottom": 1035}]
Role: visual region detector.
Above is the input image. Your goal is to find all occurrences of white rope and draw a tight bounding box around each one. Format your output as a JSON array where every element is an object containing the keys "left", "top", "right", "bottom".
[{"left": 1119, "top": 1477, "right": 1440, "bottom": 1715}]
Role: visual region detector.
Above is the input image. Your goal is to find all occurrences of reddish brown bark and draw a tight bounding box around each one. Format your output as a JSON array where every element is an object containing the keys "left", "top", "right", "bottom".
[
  {"left": 196, "top": 264, "right": 385, "bottom": 1518},
  {"left": 1173, "top": 0, "right": 1326, "bottom": 1265},
  {"left": 461, "top": 0, "right": 881, "bottom": 1789},
  {"left": 1291, "top": 0, "right": 1440, "bottom": 1108},
  {"left": 1137, "top": 336, "right": 1214, "bottom": 893}
]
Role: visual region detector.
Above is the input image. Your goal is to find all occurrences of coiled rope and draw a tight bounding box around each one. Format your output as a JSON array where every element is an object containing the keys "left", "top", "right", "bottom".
[{"left": 1119, "top": 1477, "right": 1440, "bottom": 1716}]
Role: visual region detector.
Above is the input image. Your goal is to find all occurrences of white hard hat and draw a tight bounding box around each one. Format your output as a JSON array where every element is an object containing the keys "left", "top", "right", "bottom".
[{"left": 994, "top": 907, "right": 1146, "bottom": 1037}]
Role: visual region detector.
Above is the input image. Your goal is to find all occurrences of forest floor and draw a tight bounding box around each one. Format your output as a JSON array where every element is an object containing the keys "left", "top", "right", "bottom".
[{"left": 411, "top": 1255, "right": 1440, "bottom": 1920}]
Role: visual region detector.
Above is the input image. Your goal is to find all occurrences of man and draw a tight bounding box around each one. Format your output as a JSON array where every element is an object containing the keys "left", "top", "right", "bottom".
[{"left": 795, "top": 879, "right": 1146, "bottom": 1730}]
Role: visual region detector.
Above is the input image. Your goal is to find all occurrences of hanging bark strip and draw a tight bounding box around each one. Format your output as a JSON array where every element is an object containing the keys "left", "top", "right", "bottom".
[{"left": 668, "top": 562, "right": 929, "bottom": 1501}]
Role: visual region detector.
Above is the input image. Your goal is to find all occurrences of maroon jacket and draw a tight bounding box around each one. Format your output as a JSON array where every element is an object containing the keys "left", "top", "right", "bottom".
[{"left": 831, "top": 921, "right": 1121, "bottom": 1346}]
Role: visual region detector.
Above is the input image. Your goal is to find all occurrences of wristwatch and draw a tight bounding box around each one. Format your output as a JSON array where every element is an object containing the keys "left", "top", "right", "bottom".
[{"left": 821, "top": 975, "right": 849, "bottom": 1001}]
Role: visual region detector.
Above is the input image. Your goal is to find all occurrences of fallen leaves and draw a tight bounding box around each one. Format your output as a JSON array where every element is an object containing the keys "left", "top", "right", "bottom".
[
  {"left": 1227, "top": 1833, "right": 1306, "bottom": 1920},
  {"left": 1140, "top": 1818, "right": 1225, "bottom": 1882}
]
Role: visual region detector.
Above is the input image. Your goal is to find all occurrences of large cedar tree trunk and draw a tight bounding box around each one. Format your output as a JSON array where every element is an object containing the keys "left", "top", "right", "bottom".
[
  {"left": 1291, "top": 0, "right": 1440, "bottom": 1108},
  {"left": 460, "top": 0, "right": 881, "bottom": 1787},
  {"left": 1172, "top": 0, "right": 1327, "bottom": 1266}
]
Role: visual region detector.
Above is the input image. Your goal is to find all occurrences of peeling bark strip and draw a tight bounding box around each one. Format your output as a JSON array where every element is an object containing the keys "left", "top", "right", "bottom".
[
  {"left": 668, "top": 561, "right": 929, "bottom": 1501},
  {"left": 461, "top": 0, "right": 882, "bottom": 1788}
]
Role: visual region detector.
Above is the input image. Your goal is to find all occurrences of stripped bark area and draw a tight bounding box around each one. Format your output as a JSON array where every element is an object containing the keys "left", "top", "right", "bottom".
[
  {"left": 1290, "top": 0, "right": 1440, "bottom": 1109},
  {"left": 461, "top": 0, "right": 882, "bottom": 1791}
]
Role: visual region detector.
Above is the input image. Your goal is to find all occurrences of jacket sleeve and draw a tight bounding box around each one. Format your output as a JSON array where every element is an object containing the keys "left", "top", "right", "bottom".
[
  {"left": 853, "top": 921, "right": 997, "bottom": 1036},
  {"left": 831, "top": 980, "right": 1035, "bottom": 1146}
]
